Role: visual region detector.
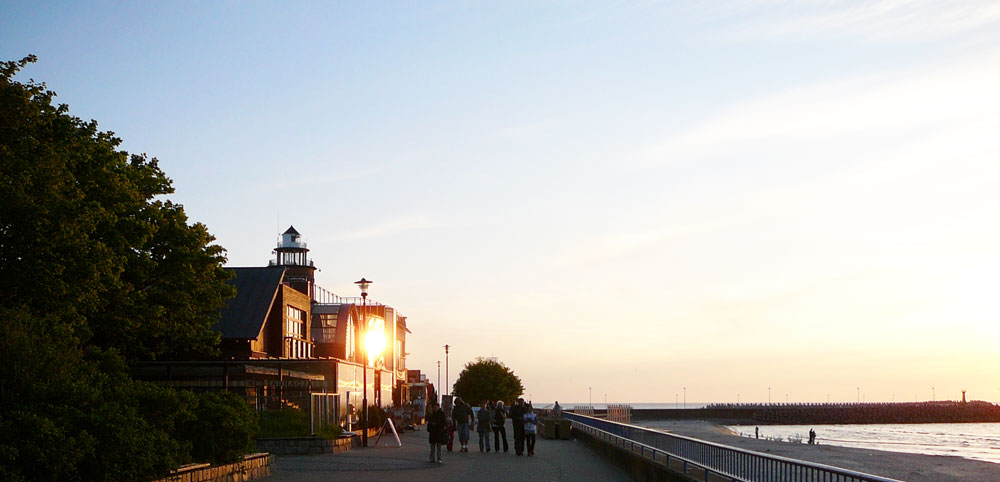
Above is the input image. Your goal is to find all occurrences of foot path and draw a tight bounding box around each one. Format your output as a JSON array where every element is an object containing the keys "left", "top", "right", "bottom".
[{"left": 265, "top": 424, "right": 631, "bottom": 482}]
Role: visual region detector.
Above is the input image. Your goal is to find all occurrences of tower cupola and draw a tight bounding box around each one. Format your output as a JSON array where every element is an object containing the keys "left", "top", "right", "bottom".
[
  {"left": 271, "top": 225, "right": 316, "bottom": 296},
  {"left": 274, "top": 225, "right": 311, "bottom": 266}
]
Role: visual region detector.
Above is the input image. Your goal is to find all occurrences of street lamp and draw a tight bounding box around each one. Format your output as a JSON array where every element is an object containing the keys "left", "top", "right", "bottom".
[
  {"left": 355, "top": 277, "right": 372, "bottom": 447},
  {"left": 683, "top": 387, "right": 686, "bottom": 409},
  {"left": 444, "top": 344, "right": 450, "bottom": 398}
]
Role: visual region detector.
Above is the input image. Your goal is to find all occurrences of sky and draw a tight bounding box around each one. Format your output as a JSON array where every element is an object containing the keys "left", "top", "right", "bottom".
[{"left": 3, "top": 1, "right": 999, "bottom": 405}]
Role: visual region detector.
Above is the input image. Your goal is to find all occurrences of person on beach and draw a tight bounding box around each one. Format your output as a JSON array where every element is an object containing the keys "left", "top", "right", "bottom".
[
  {"left": 553, "top": 401, "right": 562, "bottom": 419},
  {"left": 427, "top": 402, "right": 447, "bottom": 463},
  {"left": 477, "top": 401, "right": 493, "bottom": 452},
  {"left": 452, "top": 397, "right": 473, "bottom": 452},
  {"left": 492, "top": 400, "right": 508, "bottom": 452},
  {"left": 755, "top": 426, "right": 759, "bottom": 439},
  {"left": 523, "top": 403, "right": 538, "bottom": 456},
  {"left": 808, "top": 428, "right": 816, "bottom": 444}
]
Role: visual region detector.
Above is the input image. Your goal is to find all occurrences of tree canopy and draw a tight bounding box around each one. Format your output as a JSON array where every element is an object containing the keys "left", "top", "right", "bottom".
[
  {"left": 452, "top": 358, "right": 524, "bottom": 406},
  {"left": 0, "top": 56, "right": 251, "bottom": 481}
]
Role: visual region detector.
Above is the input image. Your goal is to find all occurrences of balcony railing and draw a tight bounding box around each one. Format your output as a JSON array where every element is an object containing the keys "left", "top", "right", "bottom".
[{"left": 312, "top": 284, "right": 383, "bottom": 307}]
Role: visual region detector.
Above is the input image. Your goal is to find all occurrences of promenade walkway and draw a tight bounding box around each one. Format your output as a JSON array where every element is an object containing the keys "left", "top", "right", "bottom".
[{"left": 264, "top": 422, "right": 630, "bottom": 482}]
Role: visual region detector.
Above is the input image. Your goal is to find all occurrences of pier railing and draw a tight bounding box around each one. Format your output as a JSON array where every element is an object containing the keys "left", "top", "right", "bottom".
[{"left": 564, "top": 412, "right": 903, "bottom": 482}]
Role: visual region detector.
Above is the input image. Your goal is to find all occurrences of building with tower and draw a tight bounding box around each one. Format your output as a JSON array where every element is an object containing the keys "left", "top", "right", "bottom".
[{"left": 134, "top": 225, "right": 412, "bottom": 424}]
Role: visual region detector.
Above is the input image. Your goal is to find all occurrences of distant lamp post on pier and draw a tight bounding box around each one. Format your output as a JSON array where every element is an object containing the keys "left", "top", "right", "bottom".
[
  {"left": 355, "top": 277, "right": 373, "bottom": 447},
  {"left": 856, "top": 387, "right": 860, "bottom": 403},
  {"left": 589, "top": 387, "right": 592, "bottom": 409},
  {"left": 437, "top": 361, "right": 441, "bottom": 404},
  {"left": 683, "top": 387, "right": 686, "bottom": 409}
]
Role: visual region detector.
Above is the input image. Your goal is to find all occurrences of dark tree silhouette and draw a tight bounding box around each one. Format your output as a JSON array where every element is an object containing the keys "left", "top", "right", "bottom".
[{"left": 452, "top": 358, "right": 524, "bottom": 406}]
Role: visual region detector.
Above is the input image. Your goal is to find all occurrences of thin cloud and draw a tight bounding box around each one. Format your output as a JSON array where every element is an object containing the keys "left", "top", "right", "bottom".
[
  {"left": 333, "top": 215, "right": 437, "bottom": 241},
  {"left": 720, "top": 0, "right": 1000, "bottom": 43},
  {"left": 637, "top": 48, "right": 1000, "bottom": 165}
]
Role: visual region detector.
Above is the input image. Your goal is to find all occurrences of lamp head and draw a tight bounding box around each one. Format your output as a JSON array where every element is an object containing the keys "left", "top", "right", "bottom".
[{"left": 354, "top": 277, "right": 372, "bottom": 297}]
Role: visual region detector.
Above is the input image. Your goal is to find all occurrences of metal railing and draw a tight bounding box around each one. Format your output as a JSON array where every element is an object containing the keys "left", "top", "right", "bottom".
[{"left": 564, "top": 412, "right": 904, "bottom": 482}]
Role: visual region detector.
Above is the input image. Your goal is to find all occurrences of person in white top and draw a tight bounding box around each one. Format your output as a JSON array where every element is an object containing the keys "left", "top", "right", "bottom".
[{"left": 523, "top": 403, "right": 538, "bottom": 456}]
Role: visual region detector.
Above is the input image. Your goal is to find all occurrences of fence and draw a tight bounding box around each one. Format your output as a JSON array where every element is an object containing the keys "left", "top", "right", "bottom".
[
  {"left": 564, "top": 412, "right": 903, "bottom": 482},
  {"left": 607, "top": 404, "right": 632, "bottom": 423},
  {"left": 310, "top": 393, "right": 342, "bottom": 434}
]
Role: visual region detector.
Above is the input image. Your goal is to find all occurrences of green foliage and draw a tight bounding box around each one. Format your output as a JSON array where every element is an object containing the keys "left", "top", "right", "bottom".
[
  {"left": 365, "top": 405, "right": 388, "bottom": 431},
  {"left": 0, "top": 56, "right": 242, "bottom": 480},
  {"left": 180, "top": 392, "right": 258, "bottom": 464},
  {"left": 452, "top": 358, "right": 525, "bottom": 406},
  {"left": 258, "top": 409, "right": 311, "bottom": 438},
  {"left": 0, "top": 55, "right": 233, "bottom": 362},
  {"left": 315, "top": 424, "right": 344, "bottom": 440}
]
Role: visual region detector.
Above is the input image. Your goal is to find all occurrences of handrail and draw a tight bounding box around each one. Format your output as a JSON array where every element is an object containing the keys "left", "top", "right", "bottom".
[{"left": 564, "top": 412, "right": 904, "bottom": 482}]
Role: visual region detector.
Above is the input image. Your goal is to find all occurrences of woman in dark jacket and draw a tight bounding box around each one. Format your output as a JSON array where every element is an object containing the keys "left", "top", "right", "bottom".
[
  {"left": 427, "top": 402, "right": 448, "bottom": 463},
  {"left": 477, "top": 401, "right": 493, "bottom": 452},
  {"left": 492, "top": 400, "right": 508, "bottom": 453}
]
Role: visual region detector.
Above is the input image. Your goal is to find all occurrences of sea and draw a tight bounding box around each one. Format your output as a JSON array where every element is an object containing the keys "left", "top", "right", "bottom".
[{"left": 728, "top": 423, "right": 1000, "bottom": 464}]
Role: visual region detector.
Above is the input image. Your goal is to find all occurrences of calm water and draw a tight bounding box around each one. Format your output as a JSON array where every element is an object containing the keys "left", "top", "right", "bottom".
[{"left": 729, "top": 423, "right": 1000, "bottom": 464}]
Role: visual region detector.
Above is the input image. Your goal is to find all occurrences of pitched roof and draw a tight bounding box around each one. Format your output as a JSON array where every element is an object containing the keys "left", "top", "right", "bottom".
[
  {"left": 283, "top": 225, "right": 300, "bottom": 235},
  {"left": 214, "top": 267, "right": 285, "bottom": 339}
]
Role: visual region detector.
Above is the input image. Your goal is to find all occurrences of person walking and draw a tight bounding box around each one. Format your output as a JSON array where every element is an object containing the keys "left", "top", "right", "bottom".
[
  {"left": 427, "top": 402, "right": 447, "bottom": 463},
  {"left": 452, "top": 397, "right": 473, "bottom": 452},
  {"left": 492, "top": 400, "right": 508, "bottom": 453},
  {"left": 477, "top": 401, "right": 493, "bottom": 452},
  {"left": 523, "top": 403, "right": 538, "bottom": 456},
  {"left": 510, "top": 398, "right": 526, "bottom": 456}
]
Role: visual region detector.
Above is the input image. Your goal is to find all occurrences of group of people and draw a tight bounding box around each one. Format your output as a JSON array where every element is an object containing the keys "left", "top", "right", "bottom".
[{"left": 425, "top": 397, "right": 539, "bottom": 463}]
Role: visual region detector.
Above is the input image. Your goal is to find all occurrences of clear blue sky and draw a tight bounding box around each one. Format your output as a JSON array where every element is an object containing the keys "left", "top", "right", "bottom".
[{"left": 4, "top": 1, "right": 999, "bottom": 404}]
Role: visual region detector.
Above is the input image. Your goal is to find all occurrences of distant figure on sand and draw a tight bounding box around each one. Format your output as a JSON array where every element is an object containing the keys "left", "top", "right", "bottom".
[
  {"left": 808, "top": 428, "right": 816, "bottom": 445},
  {"left": 427, "top": 402, "right": 447, "bottom": 463},
  {"left": 755, "top": 426, "right": 759, "bottom": 439},
  {"left": 553, "top": 401, "right": 562, "bottom": 418}
]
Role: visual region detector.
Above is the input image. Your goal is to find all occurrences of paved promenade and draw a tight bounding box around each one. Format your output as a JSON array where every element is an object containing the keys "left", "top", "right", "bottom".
[{"left": 264, "top": 423, "right": 631, "bottom": 482}]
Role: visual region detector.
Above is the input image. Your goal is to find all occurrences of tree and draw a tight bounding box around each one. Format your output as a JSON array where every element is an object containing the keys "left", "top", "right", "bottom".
[
  {"left": 0, "top": 56, "right": 241, "bottom": 481},
  {"left": 452, "top": 358, "right": 524, "bottom": 406},
  {"left": 0, "top": 55, "right": 232, "bottom": 361}
]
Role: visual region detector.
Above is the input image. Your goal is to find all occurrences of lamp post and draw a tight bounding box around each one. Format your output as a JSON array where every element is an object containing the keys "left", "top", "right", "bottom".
[
  {"left": 444, "top": 344, "right": 450, "bottom": 398},
  {"left": 683, "top": 387, "right": 686, "bottom": 409},
  {"left": 355, "top": 278, "right": 372, "bottom": 447},
  {"left": 437, "top": 361, "right": 441, "bottom": 404}
]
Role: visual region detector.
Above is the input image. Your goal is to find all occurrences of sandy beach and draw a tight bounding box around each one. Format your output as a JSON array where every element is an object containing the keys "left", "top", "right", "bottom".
[{"left": 639, "top": 420, "right": 1000, "bottom": 482}]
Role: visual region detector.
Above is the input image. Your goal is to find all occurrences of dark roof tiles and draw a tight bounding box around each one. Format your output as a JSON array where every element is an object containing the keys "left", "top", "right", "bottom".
[{"left": 214, "top": 267, "right": 285, "bottom": 339}]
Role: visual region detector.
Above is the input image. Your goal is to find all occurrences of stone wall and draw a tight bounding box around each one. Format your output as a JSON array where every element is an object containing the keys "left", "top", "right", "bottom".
[
  {"left": 256, "top": 436, "right": 354, "bottom": 455},
  {"left": 153, "top": 453, "right": 273, "bottom": 482}
]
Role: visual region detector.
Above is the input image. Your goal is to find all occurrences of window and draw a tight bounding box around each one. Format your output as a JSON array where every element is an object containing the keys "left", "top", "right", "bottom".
[{"left": 286, "top": 306, "right": 306, "bottom": 338}]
